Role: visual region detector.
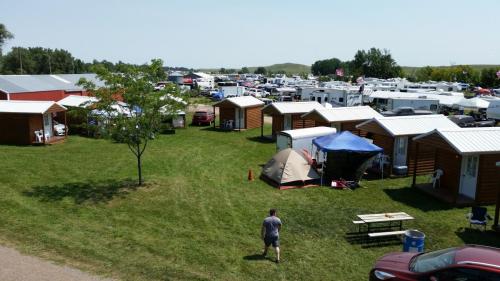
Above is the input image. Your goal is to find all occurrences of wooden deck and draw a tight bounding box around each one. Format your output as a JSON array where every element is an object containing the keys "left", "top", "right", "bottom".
[
  {"left": 415, "top": 183, "right": 475, "bottom": 206},
  {"left": 32, "top": 136, "right": 66, "bottom": 145}
]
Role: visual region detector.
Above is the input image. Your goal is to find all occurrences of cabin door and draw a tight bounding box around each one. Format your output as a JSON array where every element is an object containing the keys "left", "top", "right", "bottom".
[
  {"left": 459, "top": 155, "right": 478, "bottom": 199},
  {"left": 284, "top": 114, "right": 292, "bottom": 130},
  {"left": 234, "top": 108, "right": 245, "bottom": 129},
  {"left": 43, "top": 113, "right": 53, "bottom": 138},
  {"left": 393, "top": 136, "right": 408, "bottom": 167}
]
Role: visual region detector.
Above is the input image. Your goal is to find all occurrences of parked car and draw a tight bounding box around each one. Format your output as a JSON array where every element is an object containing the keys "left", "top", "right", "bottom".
[
  {"left": 53, "top": 121, "right": 67, "bottom": 136},
  {"left": 448, "top": 115, "right": 495, "bottom": 128},
  {"left": 369, "top": 245, "right": 500, "bottom": 281},
  {"left": 191, "top": 111, "right": 215, "bottom": 126},
  {"left": 381, "top": 107, "right": 433, "bottom": 117}
]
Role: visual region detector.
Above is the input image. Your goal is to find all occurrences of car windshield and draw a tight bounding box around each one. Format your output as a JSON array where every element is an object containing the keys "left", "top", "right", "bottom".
[{"left": 410, "top": 248, "right": 457, "bottom": 273}]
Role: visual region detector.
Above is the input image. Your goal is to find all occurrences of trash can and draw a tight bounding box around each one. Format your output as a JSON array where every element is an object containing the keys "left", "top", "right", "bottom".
[{"left": 403, "top": 230, "right": 425, "bottom": 253}]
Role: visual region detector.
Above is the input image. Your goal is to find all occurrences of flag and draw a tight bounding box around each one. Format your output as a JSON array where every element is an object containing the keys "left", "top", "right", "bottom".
[{"left": 335, "top": 68, "right": 344, "bottom": 77}]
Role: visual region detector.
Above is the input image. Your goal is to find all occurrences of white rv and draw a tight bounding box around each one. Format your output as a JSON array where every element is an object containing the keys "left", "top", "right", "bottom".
[
  {"left": 486, "top": 99, "right": 500, "bottom": 121},
  {"left": 276, "top": 126, "right": 337, "bottom": 160},
  {"left": 309, "top": 88, "right": 363, "bottom": 107},
  {"left": 387, "top": 97, "right": 440, "bottom": 112}
]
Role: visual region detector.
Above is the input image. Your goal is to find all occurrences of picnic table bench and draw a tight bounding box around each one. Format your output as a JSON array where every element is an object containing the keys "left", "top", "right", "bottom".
[{"left": 352, "top": 212, "right": 414, "bottom": 240}]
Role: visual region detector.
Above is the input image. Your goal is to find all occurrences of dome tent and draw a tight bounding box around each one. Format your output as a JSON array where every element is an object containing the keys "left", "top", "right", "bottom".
[
  {"left": 261, "top": 148, "right": 320, "bottom": 189},
  {"left": 313, "top": 131, "right": 383, "bottom": 184}
]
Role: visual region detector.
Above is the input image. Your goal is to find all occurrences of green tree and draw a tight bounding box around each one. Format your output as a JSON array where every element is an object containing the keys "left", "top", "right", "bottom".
[
  {"left": 254, "top": 66, "right": 267, "bottom": 75},
  {"left": 240, "top": 67, "right": 249, "bottom": 74},
  {"left": 78, "top": 59, "right": 187, "bottom": 185},
  {"left": 311, "top": 58, "right": 342, "bottom": 76},
  {"left": 0, "top": 23, "right": 14, "bottom": 56},
  {"left": 352, "top": 48, "right": 402, "bottom": 78},
  {"left": 480, "top": 68, "right": 500, "bottom": 88}
]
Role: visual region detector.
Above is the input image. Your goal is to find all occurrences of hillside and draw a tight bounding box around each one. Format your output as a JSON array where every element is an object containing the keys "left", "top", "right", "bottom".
[
  {"left": 198, "top": 63, "right": 311, "bottom": 75},
  {"left": 402, "top": 64, "right": 500, "bottom": 76}
]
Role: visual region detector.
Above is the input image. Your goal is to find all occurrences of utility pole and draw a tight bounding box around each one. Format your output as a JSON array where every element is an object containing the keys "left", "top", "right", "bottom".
[
  {"left": 48, "top": 53, "right": 52, "bottom": 74},
  {"left": 18, "top": 48, "right": 23, "bottom": 74}
]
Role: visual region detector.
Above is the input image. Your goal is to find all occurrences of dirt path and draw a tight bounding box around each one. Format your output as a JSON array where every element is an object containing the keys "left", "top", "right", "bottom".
[{"left": 0, "top": 245, "right": 112, "bottom": 281}]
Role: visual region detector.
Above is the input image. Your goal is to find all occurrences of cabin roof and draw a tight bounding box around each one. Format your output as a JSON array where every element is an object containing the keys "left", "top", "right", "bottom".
[{"left": 356, "top": 115, "right": 459, "bottom": 137}]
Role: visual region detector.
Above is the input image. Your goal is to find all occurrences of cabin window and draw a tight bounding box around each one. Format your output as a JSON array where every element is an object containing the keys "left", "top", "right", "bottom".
[
  {"left": 430, "top": 104, "right": 438, "bottom": 111},
  {"left": 311, "top": 96, "right": 315, "bottom": 101},
  {"left": 466, "top": 156, "right": 478, "bottom": 177},
  {"left": 317, "top": 97, "right": 322, "bottom": 103},
  {"left": 339, "top": 98, "right": 344, "bottom": 103},
  {"left": 324, "top": 97, "right": 328, "bottom": 102}
]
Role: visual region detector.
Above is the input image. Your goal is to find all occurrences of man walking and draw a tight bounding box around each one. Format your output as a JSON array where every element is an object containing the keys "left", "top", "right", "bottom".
[{"left": 261, "top": 208, "right": 282, "bottom": 263}]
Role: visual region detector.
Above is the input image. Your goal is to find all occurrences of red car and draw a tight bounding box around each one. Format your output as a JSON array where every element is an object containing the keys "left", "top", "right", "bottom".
[
  {"left": 370, "top": 245, "right": 500, "bottom": 281},
  {"left": 192, "top": 111, "right": 215, "bottom": 126}
]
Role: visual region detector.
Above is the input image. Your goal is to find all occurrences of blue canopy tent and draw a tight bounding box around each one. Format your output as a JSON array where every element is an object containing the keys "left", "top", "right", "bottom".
[{"left": 313, "top": 131, "right": 383, "bottom": 185}]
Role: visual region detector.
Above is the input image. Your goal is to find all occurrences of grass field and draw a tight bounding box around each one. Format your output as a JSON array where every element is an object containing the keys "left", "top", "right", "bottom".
[{"left": 0, "top": 125, "right": 498, "bottom": 280}]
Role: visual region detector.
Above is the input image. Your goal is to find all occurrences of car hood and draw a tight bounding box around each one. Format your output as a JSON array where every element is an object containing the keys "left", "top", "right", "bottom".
[
  {"left": 54, "top": 124, "right": 65, "bottom": 129},
  {"left": 374, "top": 252, "right": 418, "bottom": 271}
]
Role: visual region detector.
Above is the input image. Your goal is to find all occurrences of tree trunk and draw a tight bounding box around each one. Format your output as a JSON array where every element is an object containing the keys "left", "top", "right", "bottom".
[{"left": 137, "top": 154, "right": 142, "bottom": 186}]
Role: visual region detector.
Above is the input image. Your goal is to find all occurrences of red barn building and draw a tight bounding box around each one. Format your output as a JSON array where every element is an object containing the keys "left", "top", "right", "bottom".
[{"left": 0, "top": 74, "right": 102, "bottom": 101}]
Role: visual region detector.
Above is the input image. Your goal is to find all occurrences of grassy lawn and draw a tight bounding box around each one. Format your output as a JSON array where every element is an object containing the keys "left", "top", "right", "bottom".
[{"left": 0, "top": 125, "right": 498, "bottom": 280}]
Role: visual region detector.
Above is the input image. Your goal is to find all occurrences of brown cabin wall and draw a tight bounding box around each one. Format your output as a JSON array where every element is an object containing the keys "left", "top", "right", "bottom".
[
  {"left": 476, "top": 154, "right": 500, "bottom": 204},
  {"left": 245, "top": 106, "right": 262, "bottom": 129},
  {"left": 407, "top": 138, "right": 436, "bottom": 176},
  {"left": 340, "top": 121, "right": 366, "bottom": 137},
  {"left": 219, "top": 107, "right": 235, "bottom": 127},
  {"left": 434, "top": 148, "right": 462, "bottom": 196},
  {"left": 292, "top": 114, "right": 315, "bottom": 129},
  {"left": 372, "top": 134, "right": 394, "bottom": 175},
  {"left": 271, "top": 115, "right": 284, "bottom": 137},
  {"left": 0, "top": 113, "right": 35, "bottom": 145}
]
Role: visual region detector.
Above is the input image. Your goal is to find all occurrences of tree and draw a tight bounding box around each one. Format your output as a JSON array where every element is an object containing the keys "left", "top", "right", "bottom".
[
  {"left": 480, "top": 68, "right": 500, "bottom": 88},
  {"left": 254, "top": 66, "right": 267, "bottom": 75},
  {"left": 79, "top": 59, "right": 187, "bottom": 185},
  {"left": 352, "top": 48, "right": 402, "bottom": 78},
  {"left": 240, "top": 67, "right": 249, "bottom": 74},
  {"left": 0, "top": 23, "right": 14, "bottom": 56},
  {"left": 311, "top": 58, "right": 342, "bottom": 76}
]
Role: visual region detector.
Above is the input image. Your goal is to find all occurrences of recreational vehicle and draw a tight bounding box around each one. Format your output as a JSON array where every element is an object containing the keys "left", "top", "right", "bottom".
[
  {"left": 276, "top": 126, "right": 337, "bottom": 161},
  {"left": 486, "top": 99, "right": 500, "bottom": 121}
]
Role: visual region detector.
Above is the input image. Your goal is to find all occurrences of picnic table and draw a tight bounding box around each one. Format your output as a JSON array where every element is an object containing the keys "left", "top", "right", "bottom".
[{"left": 356, "top": 212, "right": 414, "bottom": 234}]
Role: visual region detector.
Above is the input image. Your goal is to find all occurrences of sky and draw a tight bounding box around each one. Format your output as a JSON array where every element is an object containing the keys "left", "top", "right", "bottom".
[{"left": 2, "top": 0, "right": 499, "bottom": 68}]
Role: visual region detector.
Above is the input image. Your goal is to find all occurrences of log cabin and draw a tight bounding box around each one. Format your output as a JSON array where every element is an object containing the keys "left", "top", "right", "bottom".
[
  {"left": 412, "top": 127, "right": 500, "bottom": 205},
  {"left": 356, "top": 115, "right": 459, "bottom": 176},
  {"left": 300, "top": 106, "right": 382, "bottom": 136},
  {"left": 213, "top": 96, "right": 264, "bottom": 130},
  {"left": 0, "top": 100, "right": 67, "bottom": 145},
  {"left": 261, "top": 101, "right": 323, "bottom": 138}
]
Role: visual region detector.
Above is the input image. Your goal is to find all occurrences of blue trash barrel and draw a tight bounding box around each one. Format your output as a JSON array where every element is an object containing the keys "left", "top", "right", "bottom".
[{"left": 403, "top": 230, "right": 425, "bottom": 253}]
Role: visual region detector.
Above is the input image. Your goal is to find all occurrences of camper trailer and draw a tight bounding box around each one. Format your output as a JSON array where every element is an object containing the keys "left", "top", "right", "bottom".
[
  {"left": 486, "top": 99, "right": 500, "bottom": 121},
  {"left": 276, "top": 126, "right": 337, "bottom": 160},
  {"left": 387, "top": 97, "right": 439, "bottom": 112},
  {"left": 309, "top": 88, "right": 363, "bottom": 107}
]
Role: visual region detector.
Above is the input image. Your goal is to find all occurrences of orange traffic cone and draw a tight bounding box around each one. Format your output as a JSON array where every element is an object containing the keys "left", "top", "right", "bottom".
[{"left": 248, "top": 169, "right": 254, "bottom": 181}]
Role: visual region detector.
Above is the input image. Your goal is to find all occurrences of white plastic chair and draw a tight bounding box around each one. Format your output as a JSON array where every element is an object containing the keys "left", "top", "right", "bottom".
[
  {"left": 431, "top": 169, "right": 443, "bottom": 188},
  {"left": 34, "top": 130, "right": 43, "bottom": 143}
]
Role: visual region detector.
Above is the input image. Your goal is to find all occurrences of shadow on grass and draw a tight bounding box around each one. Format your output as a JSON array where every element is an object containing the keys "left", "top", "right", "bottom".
[
  {"left": 344, "top": 232, "right": 402, "bottom": 248},
  {"left": 243, "top": 254, "right": 266, "bottom": 261},
  {"left": 454, "top": 227, "right": 500, "bottom": 247},
  {"left": 383, "top": 187, "right": 451, "bottom": 211},
  {"left": 200, "top": 127, "right": 234, "bottom": 133},
  {"left": 246, "top": 136, "right": 275, "bottom": 144},
  {"left": 23, "top": 179, "right": 138, "bottom": 204}
]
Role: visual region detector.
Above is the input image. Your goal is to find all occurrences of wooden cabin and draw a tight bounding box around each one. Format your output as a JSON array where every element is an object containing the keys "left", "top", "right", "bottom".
[
  {"left": 301, "top": 106, "right": 382, "bottom": 136},
  {"left": 0, "top": 100, "right": 67, "bottom": 145},
  {"left": 261, "top": 101, "right": 324, "bottom": 138},
  {"left": 412, "top": 128, "right": 500, "bottom": 205},
  {"left": 213, "top": 96, "right": 264, "bottom": 130},
  {"left": 356, "top": 115, "right": 459, "bottom": 176}
]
